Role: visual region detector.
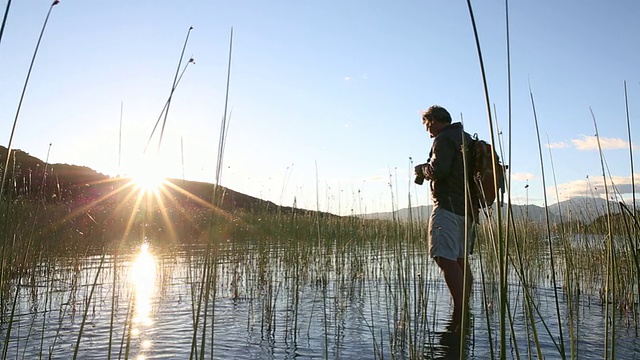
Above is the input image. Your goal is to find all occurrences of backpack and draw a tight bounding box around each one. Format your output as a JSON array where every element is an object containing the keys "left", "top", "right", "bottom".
[{"left": 466, "top": 133, "right": 506, "bottom": 213}]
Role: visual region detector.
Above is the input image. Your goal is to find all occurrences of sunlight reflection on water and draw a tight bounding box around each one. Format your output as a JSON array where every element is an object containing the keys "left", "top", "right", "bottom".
[{"left": 129, "top": 242, "right": 157, "bottom": 357}]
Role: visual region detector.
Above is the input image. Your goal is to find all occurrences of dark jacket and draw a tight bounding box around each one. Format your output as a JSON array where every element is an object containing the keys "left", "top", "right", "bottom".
[{"left": 424, "top": 122, "right": 473, "bottom": 216}]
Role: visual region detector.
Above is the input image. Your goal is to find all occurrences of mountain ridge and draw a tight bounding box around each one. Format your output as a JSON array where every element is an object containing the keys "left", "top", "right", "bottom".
[
  {"left": 360, "top": 196, "right": 622, "bottom": 225},
  {"left": 0, "top": 146, "right": 336, "bottom": 218}
]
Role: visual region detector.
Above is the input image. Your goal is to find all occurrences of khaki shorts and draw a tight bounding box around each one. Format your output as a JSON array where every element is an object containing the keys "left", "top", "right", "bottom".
[{"left": 429, "top": 206, "right": 476, "bottom": 260}]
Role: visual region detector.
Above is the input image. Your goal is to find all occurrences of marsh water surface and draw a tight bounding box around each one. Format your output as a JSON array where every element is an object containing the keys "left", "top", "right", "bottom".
[{"left": 1, "top": 239, "right": 639, "bottom": 359}]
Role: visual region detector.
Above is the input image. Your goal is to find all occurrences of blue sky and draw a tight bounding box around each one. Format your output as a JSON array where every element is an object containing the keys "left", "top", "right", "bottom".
[{"left": 0, "top": 0, "right": 639, "bottom": 215}]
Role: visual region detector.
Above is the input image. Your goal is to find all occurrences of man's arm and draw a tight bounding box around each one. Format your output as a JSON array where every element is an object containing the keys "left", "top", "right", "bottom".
[{"left": 424, "top": 136, "right": 456, "bottom": 180}]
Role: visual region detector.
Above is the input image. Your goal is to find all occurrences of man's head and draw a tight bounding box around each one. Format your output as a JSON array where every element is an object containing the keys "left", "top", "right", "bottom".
[{"left": 421, "top": 105, "right": 451, "bottom": 137}]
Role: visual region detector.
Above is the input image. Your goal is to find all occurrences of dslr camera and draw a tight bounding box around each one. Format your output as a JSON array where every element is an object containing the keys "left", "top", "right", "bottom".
[{"left": 414, "top": 163, "right": 428, "bottom": 185}]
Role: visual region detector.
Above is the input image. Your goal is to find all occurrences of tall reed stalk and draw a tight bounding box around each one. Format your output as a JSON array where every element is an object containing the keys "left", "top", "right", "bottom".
[
  {"left": 143, "top": 26, "right": 195, "bottom": 154},
  {"left": 213, "top": 27, "right": 234, "bottom": 206},
  {"left": 623, "top": 82, "right": 635, "bottom": 216},
  {"left": 529, "top": 84, "right": 566, "bottom": 358},
  {"left": 464, "top": 0, "right": 508, "bottom": 356},
  {"left": 508, "top": 217, "right": 544, "bottom": 358},
  {"left": 591, "top": 108, "right": 616, "bottom": 359},
  {"left": 187, "top": 26, "right": 235, "bottom": 360},
  {"left": 623, "top": 80, "right": 640, "bottom": 328},
  {"left": 72, "top": 252, "right": 107, "bottom": 360},
  {"left": 0, "top": 2, "right": 59, "bottom": 297},
  {"left": 0, "top": 0, "right": 59, "bottom": 198},
  {"left": 161, "top": 26, "right": 192, "bottom": 152},
  {"left": 0, "top": 0, "right": 12, "bottom": 48},
  {"left": 107, "top": 251, "right": 118, "bottom": 360}
]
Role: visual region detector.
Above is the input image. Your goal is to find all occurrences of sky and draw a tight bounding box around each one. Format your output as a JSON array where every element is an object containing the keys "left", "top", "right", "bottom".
[{"left": 0, "top": 0, "right": 639, "bottom": 215}]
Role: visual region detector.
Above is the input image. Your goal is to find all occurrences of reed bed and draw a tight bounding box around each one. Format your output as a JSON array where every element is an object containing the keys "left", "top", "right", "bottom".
[{"left": 0, "top": 185, "right": 639, "bottom": 359}]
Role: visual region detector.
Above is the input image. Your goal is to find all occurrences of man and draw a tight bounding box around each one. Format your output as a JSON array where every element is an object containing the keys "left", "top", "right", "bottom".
[{"left": 416, "top": 105, "right": 476, "bottom": 321}]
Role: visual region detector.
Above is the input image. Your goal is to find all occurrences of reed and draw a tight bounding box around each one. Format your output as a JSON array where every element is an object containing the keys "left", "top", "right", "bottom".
[
  {"left": 547, "top": 134, "right": 579, "bottom": 358},
  {"left": 107, "top": 249, "right": 118, "bottom": 360},
  {"left": 623, "top": 80, "right": 640, "bottom": 329},
  {"left": 0, "top": 0, "right": 12, "bottom": 47},
  {"left": 0, "top": 0, "right": 59, "bottom": 309},
  {"left": 530, "top": 85, "right": 566, "bottom": 357},
  {"left": 463, "top": 1, "right": 512, "bottom": 357},
  {"left": 72, "top": 252, "right": 106, "bottom": 360},
  {"left": 0, "top": 0, "right": 59, "bottom": 198},
  {"left": 591, "top": 108, "right": 616, "bottom": 359},
  {"left": 2, "top": 187, "right": 640, "bottom": 358}
]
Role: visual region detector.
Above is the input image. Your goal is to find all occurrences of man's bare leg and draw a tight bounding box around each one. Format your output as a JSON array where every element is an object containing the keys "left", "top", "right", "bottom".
[
  {"left": 435, "top": 257, "right": 472, "bottom": 322},
  {"left": 457, "top": 257, "right": 473, "bottom": 306}
]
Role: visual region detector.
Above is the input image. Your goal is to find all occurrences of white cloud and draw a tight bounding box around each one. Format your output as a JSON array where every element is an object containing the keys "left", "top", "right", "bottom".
[
  {"left": 546, "top": 142, "right": 569, "bottom": 149},
  {"left": 546, "top": 135, "right": 633, "bottom": 151},
  {"left": 572, "top": 135, "right": 629, "bottom": 151},
  {"left": 368, "top": 175, "right": 388, "bottom": 183},
  {"left": 511, "top": 172, "right": 535, "bottom": 181},
  {"left": 343, "top": 74, "right": 367, "bottom": 81},
  {"left": 551, "top": 174, "right": 640, "bottom": 201}
]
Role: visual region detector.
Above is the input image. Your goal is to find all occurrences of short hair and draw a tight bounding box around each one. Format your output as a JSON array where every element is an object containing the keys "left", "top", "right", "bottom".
[{"left": 421, "top": 105, "right": 452, "bottom": 125}]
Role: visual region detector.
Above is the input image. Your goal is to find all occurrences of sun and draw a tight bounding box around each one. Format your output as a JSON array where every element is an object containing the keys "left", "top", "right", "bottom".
[
  {"left": 130, "top": 162, "right": 167, "bottom": 193},
  {"left": 133, "top": 171, "right": 165, "bottom": 193}
]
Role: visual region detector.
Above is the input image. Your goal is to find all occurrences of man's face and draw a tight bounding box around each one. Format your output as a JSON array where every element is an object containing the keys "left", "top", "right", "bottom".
[{"left": 423, "top": 119, "right": 442, "bottom": 138}]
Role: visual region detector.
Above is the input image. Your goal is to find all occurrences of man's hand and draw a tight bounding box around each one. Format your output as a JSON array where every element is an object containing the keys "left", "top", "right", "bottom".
[{"left": 414, "top": 163, "right": 428, "bottom": 185}]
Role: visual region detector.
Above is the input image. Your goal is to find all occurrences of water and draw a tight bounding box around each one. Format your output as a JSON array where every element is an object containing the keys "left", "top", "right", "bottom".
[{"left": 2, "top": 241, "right": 639, "bottom": 359}]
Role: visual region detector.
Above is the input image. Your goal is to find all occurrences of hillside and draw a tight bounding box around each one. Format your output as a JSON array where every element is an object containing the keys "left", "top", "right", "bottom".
[{"left": 0, "top": 146, "right": 325, "bottom": 217}]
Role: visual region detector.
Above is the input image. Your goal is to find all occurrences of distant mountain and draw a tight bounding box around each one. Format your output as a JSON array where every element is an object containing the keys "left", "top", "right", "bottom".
[
  {"left": 360, "top": 203, "right": 561, "bottom": 224},
  {"left": 547, "top": 196, "right": 622, "bottom": 224},
  {"left": 360, "top": 205, "right": 431, "bottom": 222},
  {"left": 358, "top": 198, "right": 624, "bottom": 225},
  {"left": 506, "top": 203, "right": 560, "bottom": 223}
]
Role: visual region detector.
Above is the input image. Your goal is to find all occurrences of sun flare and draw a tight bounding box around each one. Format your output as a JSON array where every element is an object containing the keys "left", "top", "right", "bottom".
[{"left": 129, "top": 163, "right": 166, "bottom": 193}]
